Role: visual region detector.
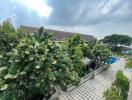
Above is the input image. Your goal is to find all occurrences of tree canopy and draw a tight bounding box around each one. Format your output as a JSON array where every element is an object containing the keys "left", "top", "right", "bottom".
[
  {"left": 101, "top": 34, "right": 132, "bottom": 53},
  {"left": 0, "top": 19, "right": 16, "bottom": 33},
  {"left": 101, "top": 34, "right": 132, "bottom": 46},
  {"left": 83, "top": 39, "right": 111, "bottom": 70},
  {"left": 67, "top": 34, "right": 85, "bottom": 77}
]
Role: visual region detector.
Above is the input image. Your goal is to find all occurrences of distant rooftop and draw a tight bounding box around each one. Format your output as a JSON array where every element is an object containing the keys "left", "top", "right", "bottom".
[{"left": 20, "top": 25, "right": 94, "bottom": 42}]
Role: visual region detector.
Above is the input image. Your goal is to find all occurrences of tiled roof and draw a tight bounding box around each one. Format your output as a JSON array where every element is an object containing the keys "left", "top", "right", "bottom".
[{"left": 20, "top": 25, "right": 94, "bottom": 42}]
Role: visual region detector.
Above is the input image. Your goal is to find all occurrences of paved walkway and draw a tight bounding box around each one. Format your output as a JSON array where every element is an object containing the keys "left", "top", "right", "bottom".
[{"left": 64, "top": 58, "right": 126, "bottom": 100}]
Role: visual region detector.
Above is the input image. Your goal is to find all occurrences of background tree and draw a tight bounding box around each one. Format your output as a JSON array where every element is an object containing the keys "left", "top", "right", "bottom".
[
  {"left": 0, "top": 19, "right": 18, "bottom": 52},
  {"left": 90, "top": 44, "right": 111, "bottom": 69},
  {"left": 0, "top": 18, "right": 16, "bottom": 33},
  {"left": 101, "top": 34, "right": 132, "bottom": 46},
  {"left": 101, "top": 34, "right": 132, "bottom": 53}
]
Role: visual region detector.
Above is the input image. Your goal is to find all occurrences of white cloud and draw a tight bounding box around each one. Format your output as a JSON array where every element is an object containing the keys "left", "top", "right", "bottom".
[
  {"left": 100, "top": 0, "right": 121, "bottom": 14},
  {"left": 11, "top": 0, "right": 15, "bottom": 2},
  {"left": 12, "top": 0, "right": 52, "bottom": 17}
]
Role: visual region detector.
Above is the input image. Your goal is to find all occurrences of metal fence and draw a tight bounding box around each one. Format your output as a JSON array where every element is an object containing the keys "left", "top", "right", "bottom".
[
  {"left": 49, "top": 64, "right": 109, "bottom": 100},
  {"left": 67, "top": 64, "right": 109, "bottom": 92}
]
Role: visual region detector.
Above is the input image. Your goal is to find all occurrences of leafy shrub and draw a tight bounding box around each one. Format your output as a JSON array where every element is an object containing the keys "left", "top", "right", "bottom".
[
  {"left": 126, "top": 58, "right": 132, "bottom": 68},
  {"left": 0, "top": 28, "right": 80, "bottom": 100},
  {"left": 0, "top": 19, "right": 16, "bottom": 33},
  {"left": 104, "top": 86, "right": 123, "bottom": 100},
  {"left": 67, "top": 34, "right": 85, "bottom": 77},
  {"left": 116, "top": 70, "right": 130, "bottom": 99},
  {"left": 88, "top": 43, "right": 111, "bottom": 70},
  {"left": 104, "top": 70, "right": 130, "bottom": 100}
]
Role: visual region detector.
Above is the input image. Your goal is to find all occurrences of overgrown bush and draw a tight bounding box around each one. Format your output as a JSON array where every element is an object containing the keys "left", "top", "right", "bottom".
[
  {"left": 0, "top": 19, "right": 16, "bottom": 33},
  {"left": 126, "top": 58, "right": 132, "bottom": 68},
  {"left": 116, "top": 70, "right": 130, "bottom": 99},
  {"left": 104, "top": 70, "right": 130, "bottom": 100},
  {"left": 104, "top": 86, "right": 123, "bottom": 100},
  {"left": 67, "top": 34, "right": 85, "bottom": 77},
  {"left": 0, "top": 27, "right": 80, "bottom": 100},
  {"left": 84, "top": 39, "right": 111, "bottom": 70}
]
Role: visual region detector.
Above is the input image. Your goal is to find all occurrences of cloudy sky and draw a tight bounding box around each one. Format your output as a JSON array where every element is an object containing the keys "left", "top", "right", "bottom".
[{"left": 0, "top": 0, "right": 132, "bottom": 39}]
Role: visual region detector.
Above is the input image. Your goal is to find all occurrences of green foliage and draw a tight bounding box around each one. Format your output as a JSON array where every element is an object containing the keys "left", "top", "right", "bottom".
[
  {"left": 0, "top": 20, "right": 112, "bottom": 99},
  {"left": 0, "top": 34, "right": 56, "bottom": 99},
  {"left": 126, "top": 58, "right": 132, "bottom": 68},
  {"left": 116, "top": 70, "right": 130, "bottom": 100},
  {"left": 88, "top": 38, "right": 97, "bottom": 49},
  {"left": 0, "top": 27, "right": 80, "bottom": 99},
  {"left": 104, "top": 70, "right": 130, "bottom": 100},
  {"left": 104, "top": 86, "right": 123, "bottom": 100},
  {"left": 101, "top": 34, "right": 132, "bottom": 46},
  {"left": 82, "top": 43, "right": 91, "bottom": 57},
  {"left": 72, "top": 45, "right": 84, "bottom": 76},
  {"left": 0, "top": 19, "right": 16, "bottom": 33},
  {"left": 67, "top": 34, "right": 85, "bottom": 76},
  {"left": 94, "top": 44, "right": 110, "bottom": 62},
  {"left": 67, "top": 34, "right": 85, "bottom": 55},
  {"left": 84, "top": 41, "right": 111, "bottom": 69},
  {"left": 0, "top": 19, "right": 19, "bottom": 53},
  {"left": 0, "top": 32, "right": 19, "bottom": 52},
  {"left": 101, "top": 34, "right": 132, "bottom": 54}
]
